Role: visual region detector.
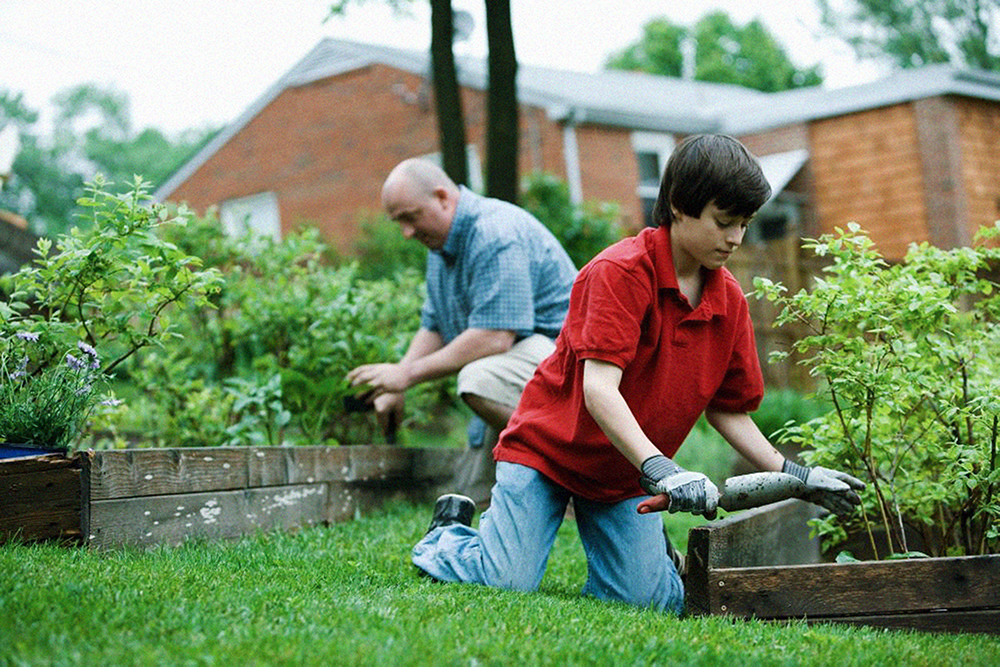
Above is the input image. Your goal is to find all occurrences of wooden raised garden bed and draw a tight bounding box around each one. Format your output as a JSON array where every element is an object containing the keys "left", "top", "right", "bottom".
[
  {"left": 1, "top": 446, "right": 460, "bottom": 549},
  {"left": 685, "top": 499, "right": 1000, "bottom": 635}
]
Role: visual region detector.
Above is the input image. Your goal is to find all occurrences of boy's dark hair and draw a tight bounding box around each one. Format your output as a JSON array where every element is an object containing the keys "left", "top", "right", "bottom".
[{"left": 652, "top": 134, "right": 772, "bottom": 227}]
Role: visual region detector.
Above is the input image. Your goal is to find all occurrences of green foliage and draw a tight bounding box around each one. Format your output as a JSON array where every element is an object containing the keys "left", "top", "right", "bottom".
[
  {"left": 817, "top": 0, "right": 1000, "bottom": 71},
  {"left": 606, "top": 11, "right": 823, "bottom": 91},
  {"left": 754, "top": 222, "right": 1000, "bottom": 557},
  {"left": 520, "top": 171, "right": 622, "bottom": 268},
  {"left": 752, "top": 388, "right": 832, "bottom": 441},
  {"left": 0, "top": 177, "right": 222, "bottom": 449},
  {"left": 351, "top": 212, "right": 426, "bottom": 280},
  {"left": 1, "top": 175, "right": 224, "bottom": 374},
  {"left": 118, "top": 213, "right": 453, "bottom": 447},
  {"left": 0, "top": 84, "right": 218, "bottom": 237}
]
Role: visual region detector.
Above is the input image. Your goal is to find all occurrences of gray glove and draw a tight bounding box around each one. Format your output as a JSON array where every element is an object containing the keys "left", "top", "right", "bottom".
[
  {"left": 782, "top": 459, "right": 865, "bottom": 516},
  {"left": 640, "top": 455, "right": 719, "bottom": 519}
]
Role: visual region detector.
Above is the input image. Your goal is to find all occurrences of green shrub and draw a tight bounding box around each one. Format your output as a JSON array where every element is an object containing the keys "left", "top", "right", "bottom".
[
  {"left": 351, "top": 212, "right": 426, "bottom": 280},
  {"left": 117, "top": 214, "right": 454, "bottom": 447},
  {"left": 751, "top": 388, "right": 831, "bottom": 441},
  {"left": 755, "top": 222, "right": 1000, "bottom": 557},
  {"left": 520, "top": 172, "right": 623, "bottom": 268},
  {"left": 0, "top": 176, "right": 222, "bottom": 450}
]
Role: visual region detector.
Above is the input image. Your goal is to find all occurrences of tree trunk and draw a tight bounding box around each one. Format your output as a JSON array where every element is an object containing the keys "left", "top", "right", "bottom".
[
  {"left": 429, "top": 0, "right": 468, "bottom": 186},
  {"left": 484, "top": 0, "right": 518, "bottom": 203}
]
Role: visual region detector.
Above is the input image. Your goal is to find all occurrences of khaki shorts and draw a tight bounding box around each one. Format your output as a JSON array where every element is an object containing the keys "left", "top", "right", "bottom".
[{"left": 456, "top": 333, "right": 556, "bottom": 409}]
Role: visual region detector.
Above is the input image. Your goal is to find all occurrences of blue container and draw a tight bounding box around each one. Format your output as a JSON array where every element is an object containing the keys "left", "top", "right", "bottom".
[{"left": 0, "top": 444, "right": 68, "bottom": 459}]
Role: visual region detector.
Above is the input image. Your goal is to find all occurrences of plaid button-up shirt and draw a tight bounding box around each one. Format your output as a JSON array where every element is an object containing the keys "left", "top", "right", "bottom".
[{"left": 420, "top": 187, "right": 577, "bottom": 344}]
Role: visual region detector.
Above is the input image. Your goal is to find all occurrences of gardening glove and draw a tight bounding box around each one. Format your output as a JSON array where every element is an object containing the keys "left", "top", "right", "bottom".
[
  {"left": 640, "top": 455, "right": 719, "bottom": 519},
  {"left": 782, "top": 459, "right": 865, "bottom": 516}
]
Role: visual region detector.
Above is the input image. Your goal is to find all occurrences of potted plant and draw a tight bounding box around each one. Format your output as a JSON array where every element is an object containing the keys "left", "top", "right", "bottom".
[{"left": 0, "top": 333, "right": 114, "bottom": 458}]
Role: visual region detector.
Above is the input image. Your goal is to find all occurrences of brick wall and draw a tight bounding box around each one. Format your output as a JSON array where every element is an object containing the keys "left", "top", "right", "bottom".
[
  {"left": 575, "top": 124, "right": 645, "bottom": 231},
  {"left": 956, "top": 97, "right": 1000, "bottom": 241},
  {"left": 809, "top": 103, "right": 928, "bottom": 260},
  {"left": 167, "top": 64, "right": 611, "bottom": 255}
]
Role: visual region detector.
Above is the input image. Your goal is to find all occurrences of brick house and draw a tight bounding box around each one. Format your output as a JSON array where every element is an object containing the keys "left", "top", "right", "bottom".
[{"left": 156, "top": 38, "right": 1000, "bottom": 262}]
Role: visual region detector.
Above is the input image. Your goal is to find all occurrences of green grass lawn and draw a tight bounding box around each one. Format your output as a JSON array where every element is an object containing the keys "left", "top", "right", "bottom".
[{"left": 2, "top": 500, "right": 997, "bottom": 667}]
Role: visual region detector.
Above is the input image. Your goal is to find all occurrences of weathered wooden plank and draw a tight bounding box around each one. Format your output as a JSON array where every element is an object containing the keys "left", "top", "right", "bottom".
[
  {"left": 327, "top": 481, "right": 413, "bottom": 523},
  {"left": 708, "top": 555, "right": 1000, "bottom": 618},
  {"left": 705, "top": 499, "right": 821, "bottom": 569},
  {"left": 411, "top": 447, "right": 463, "bottom": 482},
  {"left": 0, "top": 452, "right": 78, "bottom": 474},
  {"left": 88, "top": 449, "right": 250, "bottom": 500},
  {"left": 347, "top": 446, "right": 422, "bottom": 482},
  {"left": 0, "top": 463, "right": 81, "bottom": 543},
  {"left": 807, "top": 609, "right": 1000, "bottom": 635},
  {"left": 87, "top": 483, "right": 329, "bottom": 549},
  {"left": 685, "top": 499, "right": 821, "bottom": 616}
]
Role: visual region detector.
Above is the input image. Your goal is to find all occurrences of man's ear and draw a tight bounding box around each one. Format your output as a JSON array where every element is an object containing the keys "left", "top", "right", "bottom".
[{"left": 434, "top": 186, "right": 457, "bottom": 215}]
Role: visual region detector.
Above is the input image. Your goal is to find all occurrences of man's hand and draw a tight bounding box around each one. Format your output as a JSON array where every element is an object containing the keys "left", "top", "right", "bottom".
[
  {"left": 346, "top": 362, "right": 413, "bottom": 396},
  {"left": 782, "top": 459, "right": 865, "bottom": 516},
  {"left": 638, "top": 455, "right": 719, "bottom": 519}
]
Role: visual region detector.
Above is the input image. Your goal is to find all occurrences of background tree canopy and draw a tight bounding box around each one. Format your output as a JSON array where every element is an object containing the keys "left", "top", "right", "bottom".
[
  {"left": 606, "top": 11, "right": 823, "bottom": 92},
  {"left": 0, "top": 84, "right": 217, "bottom": 237},
  {"left": 817, "top": 0, "right": 1000, "bottom": 71}
]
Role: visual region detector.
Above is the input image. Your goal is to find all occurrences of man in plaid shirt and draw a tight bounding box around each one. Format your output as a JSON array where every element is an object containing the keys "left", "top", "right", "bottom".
[{"left": 347, "top": 158, "right": 577, "bottom": 502}]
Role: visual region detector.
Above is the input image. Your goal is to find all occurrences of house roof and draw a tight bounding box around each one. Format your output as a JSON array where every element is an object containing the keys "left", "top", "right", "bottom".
[
  {"left": 155, "top": 38, "right": 1000, "bottom": 201},
  {"left": 723, "top": 64, "right": 1000, "bottom": 135}
]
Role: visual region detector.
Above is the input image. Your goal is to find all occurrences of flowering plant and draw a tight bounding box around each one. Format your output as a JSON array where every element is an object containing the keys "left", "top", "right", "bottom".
[{"left": 0, "top": 332, "right": 115, "bottom": 450}]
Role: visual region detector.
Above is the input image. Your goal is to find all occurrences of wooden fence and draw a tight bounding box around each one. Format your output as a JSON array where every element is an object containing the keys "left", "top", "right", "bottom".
[{"left": 727, "top": 237, "right": 826, "bottom": 391}]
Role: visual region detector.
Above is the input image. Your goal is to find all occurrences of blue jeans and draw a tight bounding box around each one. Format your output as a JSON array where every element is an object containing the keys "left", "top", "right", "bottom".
[{"left": 412, "top": 462, "right": 684, "bottom": 614}]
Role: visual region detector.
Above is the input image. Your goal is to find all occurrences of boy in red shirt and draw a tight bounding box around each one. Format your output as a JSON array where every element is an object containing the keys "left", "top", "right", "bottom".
[{"left": 412, "top": 134, "right": 863, "bottom": 613}]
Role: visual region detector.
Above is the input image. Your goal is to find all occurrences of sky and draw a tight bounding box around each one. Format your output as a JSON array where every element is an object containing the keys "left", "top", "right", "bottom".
[{"left": 1, "top": 0, "right": 888, "bottom": 136}]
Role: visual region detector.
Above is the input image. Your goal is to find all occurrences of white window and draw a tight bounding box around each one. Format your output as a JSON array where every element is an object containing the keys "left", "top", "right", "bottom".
[
  {"left": 631, "top": 132, "right": 675, "bottom": 227},
  {"left": 220, "top": 191, "right": 281, "bottom": 241}
]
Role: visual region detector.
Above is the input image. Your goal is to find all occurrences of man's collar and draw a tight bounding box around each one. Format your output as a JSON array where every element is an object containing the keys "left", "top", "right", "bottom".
[{"left": 437, "top": 185, "right": 474, "bottom": 263}]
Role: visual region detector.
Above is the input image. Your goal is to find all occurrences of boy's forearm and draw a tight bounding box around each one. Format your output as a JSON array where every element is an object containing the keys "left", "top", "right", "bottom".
[
  {"left": 582, "top": 359, "right": 660, "bottom": 469},
  {"left": 704, "top": 408, "right": 784, "bottom": 472}
]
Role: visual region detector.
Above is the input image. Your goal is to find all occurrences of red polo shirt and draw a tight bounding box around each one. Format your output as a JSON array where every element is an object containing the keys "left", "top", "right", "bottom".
[{"left": 494, "top": 225, "right": 764, "bottom": 503}]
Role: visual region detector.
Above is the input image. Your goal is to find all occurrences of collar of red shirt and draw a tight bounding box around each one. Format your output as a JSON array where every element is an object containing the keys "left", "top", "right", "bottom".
[{"left": 651, "top": 225, "right": 729, "bottom": 322}]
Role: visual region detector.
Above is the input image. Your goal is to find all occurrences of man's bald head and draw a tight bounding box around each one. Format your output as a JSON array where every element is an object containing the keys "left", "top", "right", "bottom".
[
  {"left": 381, "top": 159, "right": 461, "bottom": 251},
  {"left": 382, "top": 159, "right": 459, "bottom": 202}
]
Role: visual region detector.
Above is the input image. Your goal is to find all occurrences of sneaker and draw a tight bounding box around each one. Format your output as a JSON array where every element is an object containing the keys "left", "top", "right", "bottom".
[
  {"left": 663, "top": 526, "right": 686, "bottom": 578},
  {"left": 426, "top": 493, "right": 476, "bottom": 534}
]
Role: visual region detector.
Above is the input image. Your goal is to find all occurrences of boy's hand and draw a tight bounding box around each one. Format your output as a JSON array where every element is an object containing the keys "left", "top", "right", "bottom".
[
  {"left": 639, "top": 455, "right": 719, "bottom": 519},
  {"left": 782, "top": 459, "right": 865, "bottom": 516}
]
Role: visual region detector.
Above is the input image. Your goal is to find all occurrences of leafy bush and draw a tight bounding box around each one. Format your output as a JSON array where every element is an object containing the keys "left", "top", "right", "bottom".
[
  {"left": 351, "top": 212, "right": 426, "bottom": 280},
  {"left": 755, "top": 222, "right": 1000, "bottom": 557},
  {"left": 116, "top": 214, "right": 454, "bottom": 447},
  {"left": 0, "top": 176, "right": 222, "bottom": 450},
  {"left": 520, "top": 172, "right": 623, "bottom": 268},
  {"left": 751, "top": 388, "right": 831, "bottom": 441}
]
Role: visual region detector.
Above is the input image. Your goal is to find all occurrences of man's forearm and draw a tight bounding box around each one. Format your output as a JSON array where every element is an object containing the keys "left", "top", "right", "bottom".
[{"left": 402, "top": 327, "right": 515, "bottom": 387}]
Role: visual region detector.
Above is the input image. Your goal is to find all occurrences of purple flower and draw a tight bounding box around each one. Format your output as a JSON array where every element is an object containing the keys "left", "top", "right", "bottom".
[
  {"left": 77, "top": 341, "right": 100, "bottom": 369},
  {"left": 15, "top": 332, "right": 39, "bottom": 342},
  {"left": 100, "top": 397, "right": 123, "bottom": 407},
  {"left": 65, "top": 353, "right": 86, "bottom": 371}
]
